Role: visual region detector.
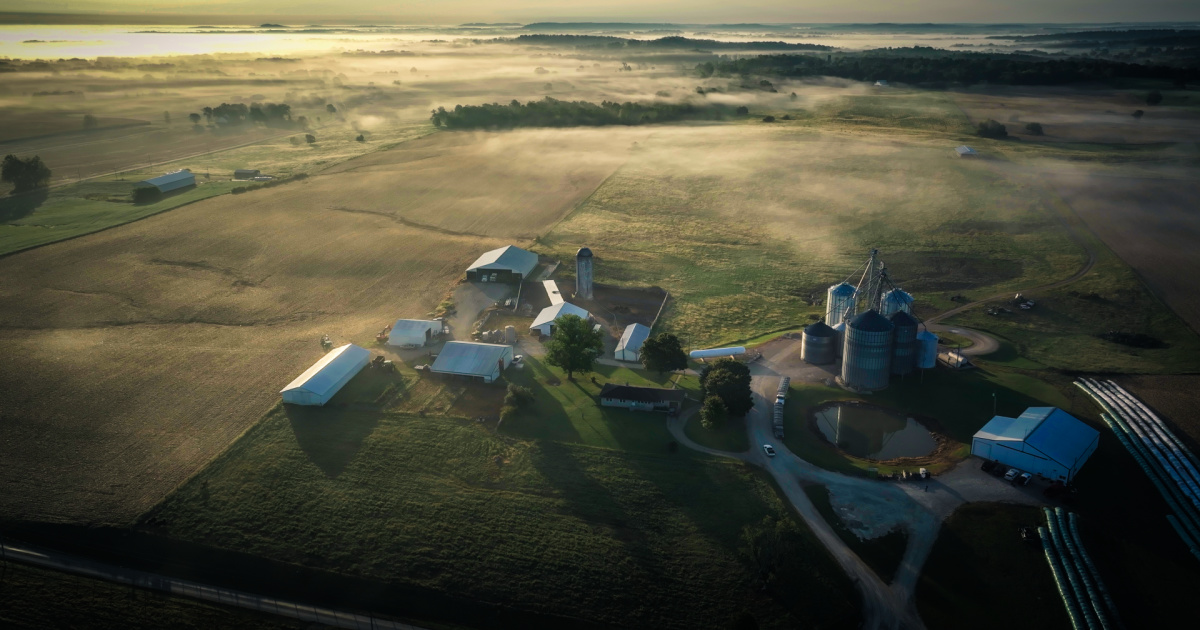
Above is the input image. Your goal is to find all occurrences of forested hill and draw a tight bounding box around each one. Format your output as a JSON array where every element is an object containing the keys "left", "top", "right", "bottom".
[
  {"left": 506, "top": 34, "right": 833, "bottom": 51},
  {"left": 697, "top": 50, "right": 1200, "bottom": 86},
  {"left": 431, "top": 98, "right": 732, "bottom": 129}
]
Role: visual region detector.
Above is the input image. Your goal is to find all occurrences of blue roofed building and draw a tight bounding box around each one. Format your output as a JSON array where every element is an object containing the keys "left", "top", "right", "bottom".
[
  {"left": 971, "top": 407, "right": 1099, "bottom": 482},
  {"left": 137, "top": 169, "right": 196, "bottom": 193}
]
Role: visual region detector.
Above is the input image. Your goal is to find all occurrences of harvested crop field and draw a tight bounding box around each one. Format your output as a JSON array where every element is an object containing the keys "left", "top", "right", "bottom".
[
  {"left": 0, "top": 129, "right": 628, "bottom": 524},
  {"left": 1051, "top": 173, "right": 1200, "bottom": 333}
]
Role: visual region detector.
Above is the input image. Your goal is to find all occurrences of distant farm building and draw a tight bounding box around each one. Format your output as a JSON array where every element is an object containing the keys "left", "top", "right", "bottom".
[
  {"left": 614, "top": 323, "right": 652, "bottom": 362},
  {"left": 387, "top": 319, "right": 441, "bottom": 347},
  {"left": 431, "top": 341, "right": 514, "bottom": 383},
  {"left": 530, "top": 301, "right": 591, "bottom": 336},
  {"left": 972, "top": 407, "right": 1099, "bottom": 482},
  {"left": 600, "top": 384, "right": 685, "bottom": 413},
  {"left": 955, "top": 145, "right": 978, "bottom": 158},
  {"left": 873, "top": 80, "right": 889, "bottom": 87},
  {"left": 234, "top": 169, "right": 261, "bottom": 179},
  {"left": 138, "top": 169, "right": 195, "bottom": 193},
  {"left": 466, "top": 245, "right": 538, "bottom": 283},
  {"left": 280, "top": 343, "right": 370, "bottom": 406}
]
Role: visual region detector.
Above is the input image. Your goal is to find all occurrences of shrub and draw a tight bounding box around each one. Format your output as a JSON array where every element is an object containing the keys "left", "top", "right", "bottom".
[
  {"left": 499, "top": 405, "right": 518, "bottom": 423},
  {"left": 355, "top": 134, "right": 365, "bottom": 142},
  {"left": 305, "top": 134, "right": 316, "bottom": 143},
  {"left": 504, "top": 383, "right": 535, "bottom": 408},
  {"left": 762, "top": 115, "right": 776, "bottom": 122},
  {"left": 976, "top": 119, "right": 1008, "bottom": 139},
  {"left": 735, "top": 106, "right": 749, "bottom": 115},
  {"left": 1024, "top": 122, "right": 1044, "bottom": 135}
]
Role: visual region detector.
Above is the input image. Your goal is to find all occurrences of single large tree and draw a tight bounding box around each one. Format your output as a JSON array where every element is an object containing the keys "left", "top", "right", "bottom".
[
  {"left": 544, "top": 314, "right": 604, "bottom": 380},
  {"left": 2, "top": 154, "right": 52, "bottom": 193},
  {"left": 640, "top": 332, "right": 688, "bottom": 374},
  {"left": 700, "top": 358, "right": 753, "bottom": 417},
  {"left": 700, "top": 395, "right": 728, "bottom": 430}
]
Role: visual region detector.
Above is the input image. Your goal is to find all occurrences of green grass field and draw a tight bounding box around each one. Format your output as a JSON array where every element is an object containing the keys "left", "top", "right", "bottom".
[
  {"left": 684, "top": 412, "right": 751, "bottom": 452},
  {"left": 804, "top": 485, "right": 908, "bottom": 584}
]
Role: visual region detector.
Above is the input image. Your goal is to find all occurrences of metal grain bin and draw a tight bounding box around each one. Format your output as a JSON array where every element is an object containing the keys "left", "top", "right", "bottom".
[
  {"left": 825, "top": 282, "right": 858, "bottom": 326},
  {"left": 841, "top": 309, "right": 895, "bottom": 391},
  {"left": 801, "top": 321, "right": 837, "bottom": 365},
  {"left": 832, "top": 321, "right": 847, "bottom": 358},
  {"left": 916, "top": 330, "right": 939, "bottom": 369},
  {"left": 889, "top": 311, "right": 918, "bottom": 375},
  {"left": 880, "top": 288, "right": 913, "bottom": 317}
]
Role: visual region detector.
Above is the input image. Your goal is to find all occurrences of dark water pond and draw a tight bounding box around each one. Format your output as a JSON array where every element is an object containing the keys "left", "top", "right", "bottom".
[{"left": 813, "top": 403, "right": 936, "bottom": 459}]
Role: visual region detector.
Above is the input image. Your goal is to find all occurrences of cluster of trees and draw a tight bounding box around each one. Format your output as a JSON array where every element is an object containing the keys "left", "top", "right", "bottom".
[
  {"left": 976, "top": 119, "right": 1008, "bottom": 139},
  {"left": 699, "top": 358, "right": 753, "bottom": 429},
  {"left": 2, "top": 154, "right": 51, "bottom": 193},
  {"left": 194, "top": 102, "right": 294, "bottom": 127},
  {"left": 696, "top": 50, "right": 1200, "bottom": 86},
  {"left": 430, "top": 97, "right": 731, "bottom": 129}
]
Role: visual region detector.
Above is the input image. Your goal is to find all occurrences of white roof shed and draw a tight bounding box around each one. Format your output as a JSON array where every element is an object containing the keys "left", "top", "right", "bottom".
[
  {"left": 530, "top": 301, "right": 591, "bottom": 336},
  {"left": 466, "top": 245, "right": 538, "bottom": 279},
  {"left": 615, "top": 323, "right": 652, "bottom": 362},
  {"left": 971, "top": 407, "right": 1099, "bottom": 482},
  {"left": 543, "top": 279, "right": 564, "bottom": 305},
  {"left": 431, "top": 341, "right": 513, "bottom": 383},
  {"left": 280, "top": 343, "right": 371, "bottom": 406},
  {"left": 387, "top": 319, "right": 441, "bottom": 347},
  {"left": 956, "top": 145, "right": 978, "bottom": 157}
]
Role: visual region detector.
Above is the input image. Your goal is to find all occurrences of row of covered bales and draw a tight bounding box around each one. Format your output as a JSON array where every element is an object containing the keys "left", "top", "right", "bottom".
[{"left": 801, "top": 282, "right": 938, "bottom": 391}]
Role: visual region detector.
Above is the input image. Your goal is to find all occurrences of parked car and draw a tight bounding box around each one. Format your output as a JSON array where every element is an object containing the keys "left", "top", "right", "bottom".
[
  {"left": 1018, "top": 473, "right": 1033, "bottom": 486},
  {"left": 1003, "top": 468, "right": 1020, "bottom": 482},
  {"left": 762, "top": 444, "right": 776, "bottom": 457}
]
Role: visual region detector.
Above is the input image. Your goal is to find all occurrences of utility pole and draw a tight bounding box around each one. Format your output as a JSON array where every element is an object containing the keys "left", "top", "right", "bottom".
[{"left": 992, "top": 391, "right": 997, "bottom": 417}]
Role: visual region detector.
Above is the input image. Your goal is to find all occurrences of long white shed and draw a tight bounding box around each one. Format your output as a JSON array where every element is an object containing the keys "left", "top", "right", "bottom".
[
  {"left": 280, "top": 343, "right": 371, "bottom": 406},
  {"left": 972, "top": 407, "right": 1099, "bottom": 482}
]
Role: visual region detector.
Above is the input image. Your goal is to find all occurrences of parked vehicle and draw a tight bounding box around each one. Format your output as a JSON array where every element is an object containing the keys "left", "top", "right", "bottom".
[
  {"left": 1018, "top": 472, "right": 1033, "bottom": 486},
  {"left": 762, "top": 444, "right": 776, "bottom": 457},
  {"left": 1003, "top": 468, "right": 1020, "bottom": 482}
]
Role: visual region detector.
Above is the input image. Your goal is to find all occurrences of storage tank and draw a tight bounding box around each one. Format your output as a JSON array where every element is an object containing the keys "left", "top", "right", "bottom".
[
  {"left": 576, "top": 247, "right": 594, "bottom": 300},
  {"left": 505, "top": 325, "right": 517, "bottom": 344},
  {"left": 889, "top": 311, "right": 918, "bottom": 375},
  {"left": 879, "top": 288, "right": 913, "bottom": 317},
  {"left": 825, "top": 282, "right": 857, "bottom": 325},
  {"left": 801, "top": 321, "right": 837, "bottom": 365},
  {"left": 832, "top": 321, "right": 847, "bottom": 358},
  {"left": 916, "top": 330, "right": 939, "bottom": 369},
  {"left": 841, "top": 310, "right": 894, "bottom": 391}
]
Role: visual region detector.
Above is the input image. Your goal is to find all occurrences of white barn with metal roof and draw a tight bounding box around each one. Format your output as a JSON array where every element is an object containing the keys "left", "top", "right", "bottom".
[
  {"left": 465, "top": 245, "right": 538, "bottom": 283},
  {"left": 138, "top": 169, "right": 196, "bottom": 193},
  {"left": 615, "top": 323, "right": 651, "bottom": 362},
  {"left": 280, "top": 343, "right": 371, "bottom": 406},
  {"left": 387, "top": 319, "right": 441, "bottom": 347},
  {"left": 530, "top": 301, "right": 591, "bottom": 337},
  {"left": 431, "top": 341, "right": 513, "bottom": 383},
  {"left": 972, "top": 407, "right": 1099, "bottom": 482}
]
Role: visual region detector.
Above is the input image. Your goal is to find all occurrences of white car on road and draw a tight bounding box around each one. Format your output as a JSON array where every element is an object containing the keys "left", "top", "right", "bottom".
[{"left": 763, "top": 444, "right": 776, "bottom": 457}]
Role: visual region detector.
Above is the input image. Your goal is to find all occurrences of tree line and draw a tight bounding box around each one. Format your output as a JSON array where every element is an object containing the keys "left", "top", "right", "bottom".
[
  {"left": 696, "top": 50, "right": 1200, "bottom": 86},
  {"left": 507, "top": 34, "right": 833, "bottom": 51},
  {"left": 431, "top": 97, "right": 733, "bottom": 129},
  {"left": 194, "top": 102, "right": 299, "bottom": 127}
]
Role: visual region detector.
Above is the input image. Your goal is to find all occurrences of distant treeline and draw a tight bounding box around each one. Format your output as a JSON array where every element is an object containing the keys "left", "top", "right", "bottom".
[
  {"left": 697, "top": 50, "right": 1200, "bottom": 86},
  {"left": 200, "top": 102, "right": 294, "bottom": 126},
  {"left": 430, "top": 97, "right": 731, "bottom": 129},
  {"left": 508, "top": 34, "right": 833, "bottom": 51},
  {"left": 992, "top": 29, "right": 1200, "bottom": 42}
]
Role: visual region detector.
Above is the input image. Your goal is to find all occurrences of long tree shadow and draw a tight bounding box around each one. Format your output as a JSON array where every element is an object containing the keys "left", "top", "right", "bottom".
[
  {"left": 285, "top": 405, "right": 380, "bottom": 478},
  {"left": 0, "top": 187, "right": 50, "bottom": 223}
]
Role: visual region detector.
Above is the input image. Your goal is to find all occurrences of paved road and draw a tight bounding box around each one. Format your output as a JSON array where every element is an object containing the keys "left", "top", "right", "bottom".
[{"left": 1, "top": 541, "right": 427, "bottom": 630}]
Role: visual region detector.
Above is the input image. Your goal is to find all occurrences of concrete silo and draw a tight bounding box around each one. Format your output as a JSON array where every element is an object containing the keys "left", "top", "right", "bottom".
[
  {"left": 916, "top": 330, "right": 939, "bottom": 369},
  {"left": 801, "top": 321, "right": 837, "bottom": 365},
  {"left": 889, "top": 311, "right": 918, "bottom": 375},
  {"left": 575, "top": 247, "right": 594, "bottom": 300},
  {"left": 841, "top": 310, "right": 894, "bottom": 391},
  {"left": 825, "top": 282, "right": 858, "bottom": 325},
  {"left": 879, "top": 288, "right": 913, "bottom": 317}
]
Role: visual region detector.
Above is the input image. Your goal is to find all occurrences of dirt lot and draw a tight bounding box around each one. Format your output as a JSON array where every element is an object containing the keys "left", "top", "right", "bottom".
[
  {"left": 1050, "top": 173, "right": 1200, "bottom": 333},
  {"left": 0, "top": 129, "right": 630, "bottom": 525},
  {"left": 1114, "top": 375, "right": 1200, "bottom": 451},
  {"left": 953, "top": 87, "right": 1200, "bottom": 144}
]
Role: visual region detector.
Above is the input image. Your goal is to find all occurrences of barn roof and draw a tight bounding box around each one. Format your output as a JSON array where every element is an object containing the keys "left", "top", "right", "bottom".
[
  {"left": 956, "top": 145, "right": 977, "bottom": 155},
  {"left": 466, "top": 245, "right": 538, "bottom": 277},
  {"left": 973, "top": 407, "right": 1099, "bottom": 467},
  {"left": 531, "top": 301, "right": 590, "bottom": 329},
  {"left": 280, "top": 344, "right": 370, "bottom": 397},
  {"left": 388, "top": 319, "right": 440, "bottom": 343},
  {"left": 616, "top": 323, "right": 652, "bottom": 353},
  {"left": 431, "top": 342, "right": 510, "bottom": 377},
  {"left": 138, "top": 170, "right": 194, "bottom": 188}
]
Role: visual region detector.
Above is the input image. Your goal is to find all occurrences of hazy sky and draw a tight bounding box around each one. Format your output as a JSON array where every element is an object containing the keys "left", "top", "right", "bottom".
[{"left": 14, "top": 0, "right": 1200, "bottom": 23}]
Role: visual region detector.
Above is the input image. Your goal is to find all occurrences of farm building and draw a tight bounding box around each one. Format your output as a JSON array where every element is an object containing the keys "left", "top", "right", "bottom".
[
  {"left": 465, "top": 245, "right": 538, "bottom": 283},
  {"left": 234, "top": 169, "right": 261, "bottom": 179},
  {"left": 955, "top": 145, "right": 978, "bottom": 158},
  {"left": 387, "top": 319, "right": 441, "bottom": 347},
  {"left": 530, "top": 301, "right": 591, "bottom": 336},
  {"left": 430, "top": 341, "right": 514, "bottom": 383},
  {"left": 599, "top": 384, "right": 685, "bottom": 413},
  {"left": 280, "top": 343, "right": 371, "bottom": 406},
  {"left": 543, "top": 279, "right": 564, "bottom": 305},
  {"left": 874, "top": 80, "right": 889, "bottom": 87},
  {"left": 615, "top": 323, "right": 652, "bottom": 362},
  {"left": 972, "top": 407, "right": 1099, "bottom": 482},
  {"left": 137, "top": 169, "right": 195, "bottom": 193}
]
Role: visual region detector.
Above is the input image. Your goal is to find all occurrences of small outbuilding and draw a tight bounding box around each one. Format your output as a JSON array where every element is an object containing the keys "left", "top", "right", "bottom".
[
  {"left": 955, "top": 145, "right": 978, "bottom": 158},
  {"left": 138, "top": 169, "right": 195, "bottom": 193},
  {"left": 614, "top": 323, "right": 652, "bottom": 362},
  {"left": 600, "top": 383, "right": 685, "bottom": 413},
  {"left": 280, "top": 343, "right": 371, "bottom": 406},
  {"left": 430, "top": 341, "right": 514, "bottom": 383},
  {"left": 874, "top": 80, "right": 889, "bottom": 87},
  {"left": 530, "top": 301, "right": 591, "bottom": 336},
  {"left": 387, "top": 319, "right": 441, "bottom": 347},
  {"left": 465, "top": 245, "right": 539, "bottom": 283},
  {"left": 971, "top": 407, "right": 1099, "bottom": 482},
  {"left": 234, "top": 168, "right": 261, "bottom": 179}
]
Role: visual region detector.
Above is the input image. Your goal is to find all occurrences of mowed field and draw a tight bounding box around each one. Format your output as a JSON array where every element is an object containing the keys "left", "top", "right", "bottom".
[{"left": 0, "top": 128, "right": 633, "bottom": 524}]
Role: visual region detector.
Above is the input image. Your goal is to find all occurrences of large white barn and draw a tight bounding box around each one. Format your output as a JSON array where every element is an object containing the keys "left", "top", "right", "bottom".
[
  {"left": 387, "top": 319, "right": 441, "bottom": 347},
  {"left": 280, "top": 344, "right": 371, "bottom": 406},
  {"left": 465, "top": 245, "right": 538, "bottom": 283},
  {"left": 431, "top": 341, "right": 514, "bottom": 383},
  {"left": 530, "top": 302, "right": 591, "bottom": 337},
  {"left": 972, "top": 407, "right": 1099, "bottom": 482}
]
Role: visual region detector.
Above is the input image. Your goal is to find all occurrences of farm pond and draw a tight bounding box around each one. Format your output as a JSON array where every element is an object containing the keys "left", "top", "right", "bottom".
[{"left": 813, "top": 403, "right": 937, "bottom": 459}]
